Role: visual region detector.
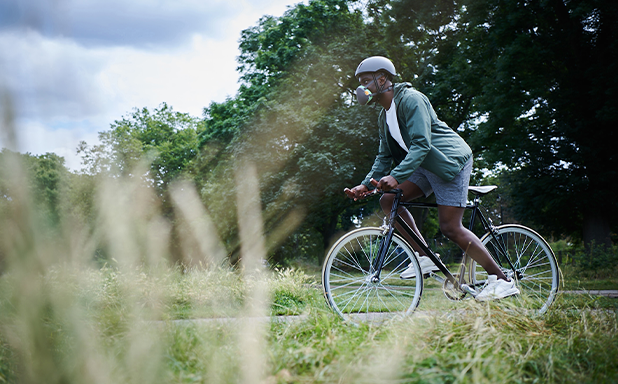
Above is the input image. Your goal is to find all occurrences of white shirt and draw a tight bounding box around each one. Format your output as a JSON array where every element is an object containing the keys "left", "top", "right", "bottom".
[{"left": 385, "top": 99, "right": 408, "bottom": 153}]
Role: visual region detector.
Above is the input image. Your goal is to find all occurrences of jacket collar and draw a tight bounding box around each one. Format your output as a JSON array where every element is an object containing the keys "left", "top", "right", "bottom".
[
  {"left": 393, "top": 82, "right": 413, "bottom": 105},
  {"left": 379, "top": 82, "right": 413, "bottom": 117}
]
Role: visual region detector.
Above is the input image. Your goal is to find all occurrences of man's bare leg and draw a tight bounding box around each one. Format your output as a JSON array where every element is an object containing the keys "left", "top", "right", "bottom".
[
  {"left": 378, "top": 180, "right": 427, "bottom": 255},
  {"left": 437, "top": 205, "right": 507, "bottom": 280},
  {"left": 378, "top": 181, "right": 507, "bottom": 281}
]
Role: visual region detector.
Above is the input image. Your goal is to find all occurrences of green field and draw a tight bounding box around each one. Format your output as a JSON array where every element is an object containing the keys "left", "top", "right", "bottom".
[{"left": 1, "top": 265, "right": 616, "bottom": 384}]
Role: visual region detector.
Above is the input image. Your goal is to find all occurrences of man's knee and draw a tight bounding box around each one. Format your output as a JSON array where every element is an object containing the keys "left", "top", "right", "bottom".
[
  {"left": 379, "top": 194, "right": 394, "bottom": 212},
  {"left": 439, "top": 222, "right": 462, "bottom": 239}
]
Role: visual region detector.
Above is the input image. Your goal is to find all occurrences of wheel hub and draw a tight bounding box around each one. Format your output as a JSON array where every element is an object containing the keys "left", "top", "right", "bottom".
[{"left": 365, "top": 275, "right": 380, "bottom": 284}]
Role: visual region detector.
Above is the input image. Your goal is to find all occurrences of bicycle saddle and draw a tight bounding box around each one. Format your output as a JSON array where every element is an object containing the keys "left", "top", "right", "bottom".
[{"left": 468, "top": 185, "right": 498, "bottom": 196}]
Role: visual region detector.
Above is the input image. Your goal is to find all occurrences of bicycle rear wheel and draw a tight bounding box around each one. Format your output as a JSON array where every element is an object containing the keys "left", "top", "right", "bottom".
[
  {"left": 470, "top": 224, "right": 560, "bottom": 315},
  {"left": 322, "top": 227, "right": 423, "bottom": 325}
]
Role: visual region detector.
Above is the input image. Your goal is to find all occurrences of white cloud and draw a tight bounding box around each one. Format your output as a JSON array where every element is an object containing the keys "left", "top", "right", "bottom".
[
  {"left": 0, "top": 0, "right": 238, "bottom": 47},
  {"left": 0, "top": 0, "right": 303, "bottom": 170},
  {"left": 13, "top": 118, "right": 101, "bottom": 170},
  {"left": 95, "top": 33, "right": 241, "bottom": 118}
]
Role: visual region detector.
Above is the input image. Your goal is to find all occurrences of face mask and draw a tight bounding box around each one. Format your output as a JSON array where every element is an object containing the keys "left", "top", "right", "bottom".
[{"left": 355, "top": 84, "right": 375, "bottom": 106}]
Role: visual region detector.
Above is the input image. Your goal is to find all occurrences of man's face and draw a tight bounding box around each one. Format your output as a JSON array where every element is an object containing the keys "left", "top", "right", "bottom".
[
  {"left": 356, "top": 72, "right": 387, "bottom": 105},
  {"left": 358, "top": 73, "right": 378, "bottom": 93}
]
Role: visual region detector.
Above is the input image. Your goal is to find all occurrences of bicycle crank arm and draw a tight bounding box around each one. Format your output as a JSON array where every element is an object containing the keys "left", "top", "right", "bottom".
[
  {"left": 459, "top": 284, "right": 479, "bottom": 297},
  {"left": 429, "top": 272, "right": 445, "bottom": 284}
]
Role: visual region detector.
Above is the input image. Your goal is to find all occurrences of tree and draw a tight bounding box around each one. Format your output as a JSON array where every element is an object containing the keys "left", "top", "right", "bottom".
[
  {"left": 195, "top": 0, "right": 387, "bottom": 263},
  {"left": 376, "top": 0, "right": 617, "bottom": 246},
  {"left": 78, "top": 103, "right": 200, "bottom": 205},
  {"left": 0, "top": 149, "right": 70, "bottom": 226},
  {"left": 463, "top": 0, "right": 617, "bottom": 246}
]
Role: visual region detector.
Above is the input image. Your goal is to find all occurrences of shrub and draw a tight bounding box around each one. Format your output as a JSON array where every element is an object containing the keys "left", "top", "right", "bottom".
[{"left": 572, "top": 242, "right": 618, "bottom": 278}]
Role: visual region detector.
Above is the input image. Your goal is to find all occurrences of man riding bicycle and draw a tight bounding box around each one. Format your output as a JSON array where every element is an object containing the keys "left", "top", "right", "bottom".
[{"left": 344, "top": 56, "right": 519, "bottom": 301}]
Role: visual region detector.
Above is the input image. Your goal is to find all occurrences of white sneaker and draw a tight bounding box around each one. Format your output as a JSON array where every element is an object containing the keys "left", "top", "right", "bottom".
[
  {"left": 400, "top": 255, "right": 440, "bottom": 279},
  {"left": 475, "top": 275, "right": 520, "bottom": 301}
]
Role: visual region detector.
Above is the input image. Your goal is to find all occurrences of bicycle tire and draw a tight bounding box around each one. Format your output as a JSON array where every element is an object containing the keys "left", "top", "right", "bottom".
[
  {"left": 322, "top": 227, "right": 423, "bottom": 325},
  {"left": 469, "top": 224, "right": 560, "bottom": 315}
]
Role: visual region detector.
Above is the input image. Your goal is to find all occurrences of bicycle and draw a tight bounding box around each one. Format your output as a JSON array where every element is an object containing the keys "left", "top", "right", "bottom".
[{"left": 321, "top": 186, "right": 560, "bottom": 324}]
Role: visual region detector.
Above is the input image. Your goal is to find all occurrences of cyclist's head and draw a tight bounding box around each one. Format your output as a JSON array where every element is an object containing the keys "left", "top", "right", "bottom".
[
  {"left": 355, "top": 56, "right": 396, "bottom": 80},
  {"left": 354, "top": 56, "right": 396, "bottom": 105}
]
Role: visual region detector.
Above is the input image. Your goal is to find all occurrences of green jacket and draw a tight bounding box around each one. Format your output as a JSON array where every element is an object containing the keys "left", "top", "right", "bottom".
[{"left": 362, "top": 83, "right": 472, "bottom": 188}]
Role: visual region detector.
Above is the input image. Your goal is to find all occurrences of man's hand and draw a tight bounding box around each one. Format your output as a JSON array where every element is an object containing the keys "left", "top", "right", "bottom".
[
  {"left": 344, "top": 184, "right": 369, "bottom": 201},
  {"left": 371, "top": 175, "right": 399, "bottom": 191}
]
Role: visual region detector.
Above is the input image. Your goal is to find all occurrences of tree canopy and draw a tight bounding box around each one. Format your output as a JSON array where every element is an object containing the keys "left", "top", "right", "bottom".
[
  {"left": 11, "top": 0, "right": 614, "bottom": 266},
  {"left": 84, "top": 0, "right": 618, "bottom": 262},
  {"left": 372, "top": 0, "right": 617, "bottom": 246}
]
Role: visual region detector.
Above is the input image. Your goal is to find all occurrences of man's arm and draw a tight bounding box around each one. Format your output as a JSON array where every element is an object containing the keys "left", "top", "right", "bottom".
[
  {"left": 362, "top": 130, "right": 392, "bottom": 188},
  {"left": 389, "top": 94, "right": 432, "bottom": 183}
]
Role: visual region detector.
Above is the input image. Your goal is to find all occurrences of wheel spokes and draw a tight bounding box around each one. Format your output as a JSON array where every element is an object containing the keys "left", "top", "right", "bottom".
[{"left": 324, "top": 229, "right": 423, "bottom": 323}]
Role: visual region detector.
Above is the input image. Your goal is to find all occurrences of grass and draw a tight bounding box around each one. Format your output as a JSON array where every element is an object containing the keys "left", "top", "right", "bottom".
[
  {"left": 1, "top": 263, "right": 617, "bottom": 383},
  {"left": 0, "top": 157, "right": 616, "bottom": 383},
  {"left": 560, "top": 265, "right": 618, "bottom": 291}
]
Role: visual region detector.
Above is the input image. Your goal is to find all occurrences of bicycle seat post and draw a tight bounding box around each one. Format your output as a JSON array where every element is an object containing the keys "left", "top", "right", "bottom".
[{"left": 472, "top": 194, "right": 480, "bottom": 208}]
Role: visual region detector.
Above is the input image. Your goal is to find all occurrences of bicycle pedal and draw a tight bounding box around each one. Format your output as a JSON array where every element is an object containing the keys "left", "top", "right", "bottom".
[{"left": 460, "top": 284, "right": 479, "bottom": 297}]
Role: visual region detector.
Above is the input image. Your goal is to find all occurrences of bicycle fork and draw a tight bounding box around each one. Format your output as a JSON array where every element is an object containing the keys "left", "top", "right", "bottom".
[{"left": 368, "top": 190, "right": 403, "bottom": 283}]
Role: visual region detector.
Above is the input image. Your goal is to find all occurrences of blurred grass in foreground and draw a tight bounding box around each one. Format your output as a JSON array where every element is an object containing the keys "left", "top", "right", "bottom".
[
  {"left": 0, "top": 148, "right": 617, "bottom": 383},
  {"left": 2, "top": 262, "right": 618, "bottom": 383}
]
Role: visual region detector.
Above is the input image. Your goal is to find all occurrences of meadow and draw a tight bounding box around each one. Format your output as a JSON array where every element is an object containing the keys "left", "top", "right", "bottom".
[
  {"left": 0, "top": 261, "right": 617, "bottom": 384},
  {"left": 0, "top": 157, "right": 616, "bottom": 384}
]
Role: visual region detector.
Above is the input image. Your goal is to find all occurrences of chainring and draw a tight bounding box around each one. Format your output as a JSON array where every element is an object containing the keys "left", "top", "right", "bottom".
[{"left": 442, "top": 273, "right": 467, "bottom": 301}]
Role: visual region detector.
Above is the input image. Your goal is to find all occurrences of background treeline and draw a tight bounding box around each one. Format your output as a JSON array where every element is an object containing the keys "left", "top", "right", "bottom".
[{"left": 2, "top": 0, "right": 616, "bottom": 267}]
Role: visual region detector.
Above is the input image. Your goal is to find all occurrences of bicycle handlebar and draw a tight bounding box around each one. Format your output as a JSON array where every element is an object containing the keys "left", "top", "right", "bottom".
[{"left": 365, "top": 188, "right": 402, "bottom": 197}]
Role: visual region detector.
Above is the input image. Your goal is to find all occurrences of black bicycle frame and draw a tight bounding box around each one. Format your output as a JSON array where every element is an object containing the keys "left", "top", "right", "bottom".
[{"left": 371, "top": 189, "right": 518, "bottom": 290}]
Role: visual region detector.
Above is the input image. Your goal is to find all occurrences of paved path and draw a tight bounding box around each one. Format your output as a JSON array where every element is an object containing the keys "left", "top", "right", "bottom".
[
  {"left": 163, "top": 290, "right": 617, "bottom": 326},
  {"left": 426, "top": 288, "right": 618, "bottom": 297},
  {"left": 562, "top": 290, "right": 618, "bottom": 298}
]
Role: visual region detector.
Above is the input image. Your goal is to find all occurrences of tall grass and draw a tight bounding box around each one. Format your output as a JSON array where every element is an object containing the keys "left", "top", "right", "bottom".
[
  {"left": 0, "top": 150, "right": 617, "bottom": 383},
  {"left": 0, "top": 149, "right": 275, "bottom": 383}
]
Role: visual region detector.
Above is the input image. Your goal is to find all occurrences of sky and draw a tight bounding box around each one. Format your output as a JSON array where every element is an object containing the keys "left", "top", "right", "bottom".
[{"left": 0, "top": 0, "right": 304, "bottom": 170}]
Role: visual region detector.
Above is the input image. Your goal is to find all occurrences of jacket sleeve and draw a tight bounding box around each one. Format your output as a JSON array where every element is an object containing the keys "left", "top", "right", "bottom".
[
  {"left": 362, "top": 129, "right": 392, "bottom": 189},
  {"left": 389, "top": 95, "right": 432, "bottom": 183}
]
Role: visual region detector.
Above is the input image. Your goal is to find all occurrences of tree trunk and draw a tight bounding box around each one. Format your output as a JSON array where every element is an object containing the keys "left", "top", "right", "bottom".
[
  {"left": 583, "top": 209, "right": 612, "bottom": 248},
  {"left": 319, "top": 214, "right": 340, "bottom": 265}
]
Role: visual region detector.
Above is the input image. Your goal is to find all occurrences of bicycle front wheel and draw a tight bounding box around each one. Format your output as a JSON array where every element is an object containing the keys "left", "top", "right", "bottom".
[
  {"left": 470, "top": 224, "right": 560, "bottom": 315},
  {"left": 322, "top": 227, "right": 423, "bottom": 325}
]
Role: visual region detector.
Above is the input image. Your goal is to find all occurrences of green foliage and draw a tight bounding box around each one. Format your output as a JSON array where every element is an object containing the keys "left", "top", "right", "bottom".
[
  {"left": 0, "top": 149, "right": 70, "bottom": 225},
  {"left": 270, "top": 268, "right": 321, "bottom": 315},
  {"left": 267, "top": 295, "right": 618, "bottom": 383},
  {"left": 199, "top": 96, "right": 253, "bottom": 145},
  {"left": 571, "top": 242, "right": 618, "bottom": 277},
  {"left": 271, "top": 226, "right": 325, "bottom": 267},
  {"left": 237, "top": 0, "right": 361, "bottom": 88},
  {"left": 373, "top": 0, "right": 618, "bottom": 246},
  {"left": 195, "top": 0, "right": 385, "bottom": 263},
  {"left": 465, "top": 0, "right": 618, "bottom": 244},
  {"left": 78, "top": 103, "right": 200, "bottom": 197},
  {"left": 2, "top": 241, "right": 618, "bottom": 383},
  {"left": 33, "top": 0, "right": 616, "bottom": 268}
]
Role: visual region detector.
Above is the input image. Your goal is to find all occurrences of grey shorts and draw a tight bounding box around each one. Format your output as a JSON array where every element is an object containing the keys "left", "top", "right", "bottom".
[{"left": 407, "top": 157, "right": 473, "bottom": 207}]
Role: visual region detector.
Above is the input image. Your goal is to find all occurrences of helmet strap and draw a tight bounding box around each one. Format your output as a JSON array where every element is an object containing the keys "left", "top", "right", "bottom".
[{"left": 372, "top": 73, "right": 393, "bottom": 100}]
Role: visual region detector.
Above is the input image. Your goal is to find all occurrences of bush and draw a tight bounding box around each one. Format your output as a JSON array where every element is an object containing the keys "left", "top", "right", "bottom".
[{"left": 572, "top": 242, "right": 618, "bottom": 277}]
